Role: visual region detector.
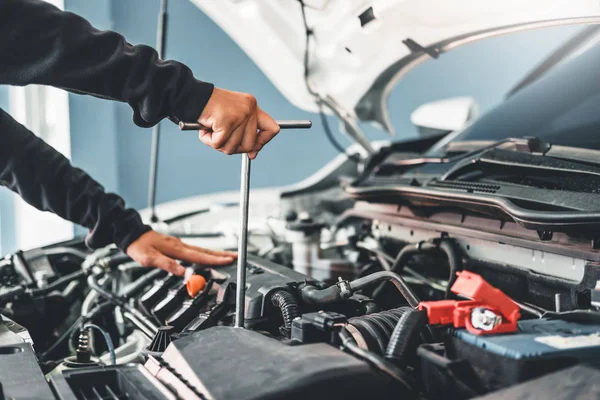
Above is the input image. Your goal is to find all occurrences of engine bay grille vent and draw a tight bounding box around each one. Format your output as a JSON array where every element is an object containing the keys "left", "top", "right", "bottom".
[
  {"left": 64, "top": 367, "right": 160, "bottom": 400},
  {"left": 71, "top": 380, "right": 128, "bottom": 400},
  {"left": 428, "top": 180, "right": 500, "bottom": 194}
]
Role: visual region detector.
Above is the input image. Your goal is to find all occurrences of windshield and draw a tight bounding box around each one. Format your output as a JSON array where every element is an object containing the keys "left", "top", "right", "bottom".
[{"left": 438, "top": 39, "right": 600, "bottom": 152}]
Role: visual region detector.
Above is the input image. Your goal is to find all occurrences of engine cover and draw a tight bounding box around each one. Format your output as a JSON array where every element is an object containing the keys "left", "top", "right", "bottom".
[
  {"left": 149, "top": 326, "right": 385, "bottom": 400},
  {"left": 212, "top": 254, "right": 319, "bottom": 323}
]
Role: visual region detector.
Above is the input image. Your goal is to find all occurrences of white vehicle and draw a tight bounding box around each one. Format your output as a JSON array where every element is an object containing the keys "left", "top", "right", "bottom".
[{"left": 3, "top": 2, "right": 600, "bottom": 399}]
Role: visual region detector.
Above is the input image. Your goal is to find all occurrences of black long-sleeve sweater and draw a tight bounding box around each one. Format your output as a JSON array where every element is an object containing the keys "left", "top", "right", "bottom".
[{"left": 0, "top": 0, "right": 214, "bottom": 251}]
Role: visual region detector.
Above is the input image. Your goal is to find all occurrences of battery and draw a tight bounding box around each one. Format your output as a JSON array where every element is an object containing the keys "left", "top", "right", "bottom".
[
  {"left": 454, "top": 318, "right": 600, "bottom": 362},
  {"left": 442, "top": 318, "right": 600, "bottom": 392}
]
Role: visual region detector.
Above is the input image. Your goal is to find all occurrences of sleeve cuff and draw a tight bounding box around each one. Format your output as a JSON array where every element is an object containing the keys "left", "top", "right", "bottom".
[
  {"left": 85, "top": 205, "right": 152, "bottom": 252},
  {"left": 171, "top": 80, "right": 214, "bottom": 124},
  {"left": 114, "top": 218, "right": 153, "bottom": 252}
]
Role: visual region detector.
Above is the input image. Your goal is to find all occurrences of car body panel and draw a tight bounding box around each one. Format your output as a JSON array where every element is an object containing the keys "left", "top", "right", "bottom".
[{"left": 190, "top": 0, "right": 600, "bottom": 133}]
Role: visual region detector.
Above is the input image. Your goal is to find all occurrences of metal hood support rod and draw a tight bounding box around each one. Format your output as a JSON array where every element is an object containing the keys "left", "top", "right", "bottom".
[{"left": 147, "top": 0, "right": 168, "bottom": 223}]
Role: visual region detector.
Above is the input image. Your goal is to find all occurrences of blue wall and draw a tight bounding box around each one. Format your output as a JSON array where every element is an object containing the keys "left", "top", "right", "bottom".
[
  {"left": 110, "top": 0, "right": 330, "bottom": 210},
  {"left": 64, "top": 0, "right": 119, "bottom": 195},
  {"left": 63, "top": 0, "right": 119, "bottom": 236},
  {"left": 0, "top": 87, "right": 15, "bottom": 254},
  {"left": 63, "top": 1, "right": 579, "bottom": 211}
]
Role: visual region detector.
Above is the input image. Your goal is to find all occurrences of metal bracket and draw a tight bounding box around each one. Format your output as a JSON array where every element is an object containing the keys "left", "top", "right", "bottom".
[{"left": 402, "top": 38, "right": 440, "bottom": 59}]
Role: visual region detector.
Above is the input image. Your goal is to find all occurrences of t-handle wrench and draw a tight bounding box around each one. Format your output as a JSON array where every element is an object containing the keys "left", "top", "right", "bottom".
[{"left": 179, "top": 119, "right": 312, "bottom": 328}]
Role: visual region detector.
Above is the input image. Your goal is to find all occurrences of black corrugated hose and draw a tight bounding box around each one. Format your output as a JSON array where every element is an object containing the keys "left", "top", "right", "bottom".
[
  {"left": 385, "top": 309, "right": 428, "bottom": 366},
  {"left": 347, "top": 308, "right": 409, "bottom": 355},
  {"left": 270, "top": 290, "right": 301, "bottom": 337}
]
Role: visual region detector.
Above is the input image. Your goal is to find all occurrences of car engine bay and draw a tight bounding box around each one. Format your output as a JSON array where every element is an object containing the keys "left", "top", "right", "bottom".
[{"left": 2, "top": 137, "right": 600, "bottom": 400}]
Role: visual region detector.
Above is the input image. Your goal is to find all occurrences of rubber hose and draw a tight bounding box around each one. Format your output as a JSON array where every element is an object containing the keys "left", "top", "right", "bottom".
[
  {"left": 30, "top": 270, "right": 86, "bottom": 296},
  {"left": 350, "top": 271, "right": 420, "bottom": 308},
  {"left": 270, "top": 290, "right": 301, "bottom": 337},
  {"left": 437, "top": 239, "right": 462, "bottom": 298},
  {"left": 385, "top": 309, "right": 427, "bottom": 366},
  {"left": 300, "top": 271, "right": 420, "bottom": 308},
  {"left": 373, "top": 241, "right": 437, "bottom": 299},
  {"left": 104, "top": 252, "right": 133, "bottom": 268},
  {"left": 0, "top": 269, "right": 86, "bottom": 303},
  {"left": 347, "top": 308, "right": 409, "bottom": 355},
  {"left": 348, "top": 311, "right": 399, "bottom": 354},
  {"left": 300, "top": 284, "right": 342, "bottom": 305},
  {"left": 119, "top": 268, "right": 165, "bottom": 298},
  {"left": 390, "top": 241, "right": 438, "bottom": 273}
]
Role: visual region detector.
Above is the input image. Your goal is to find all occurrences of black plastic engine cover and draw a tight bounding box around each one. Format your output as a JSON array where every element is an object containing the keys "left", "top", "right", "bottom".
[
  {"left": 212, "top": 254, "right": 319, "bottom": 323},
  {"left": 159, "top": 326, "right": 385, "bottom": 400},
  {"left": 0, "top": 343, "right": 55, "bottom": 399}
]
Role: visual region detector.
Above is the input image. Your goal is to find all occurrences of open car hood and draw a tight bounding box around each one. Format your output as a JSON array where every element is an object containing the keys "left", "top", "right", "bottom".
[{"left": 191, "top": 0, "right": 600, "bottom": 134}]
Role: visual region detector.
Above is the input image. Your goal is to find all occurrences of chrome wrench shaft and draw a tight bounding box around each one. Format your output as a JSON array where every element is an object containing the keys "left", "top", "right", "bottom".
[
  {"left": 178, "top": 119, "right": 312, "bottom": 329},
  {"left": 235, "top": 153, "right": 251, "bottom": 328}
]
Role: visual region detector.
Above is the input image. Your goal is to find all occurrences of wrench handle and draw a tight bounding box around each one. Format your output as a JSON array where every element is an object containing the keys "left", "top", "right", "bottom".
[{"left": 178, "top": 120, "right": 312, "bottom": 131}]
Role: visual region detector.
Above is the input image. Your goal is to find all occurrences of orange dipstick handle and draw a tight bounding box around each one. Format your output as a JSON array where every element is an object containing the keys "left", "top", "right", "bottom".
[{"left": 186, "top": 275, "right": 207, "bottom": 298}]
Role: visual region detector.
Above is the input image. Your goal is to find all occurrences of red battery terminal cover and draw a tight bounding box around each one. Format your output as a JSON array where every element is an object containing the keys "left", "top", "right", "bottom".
[{"left": 418, "top": 271, "right": 520, "bottom": 335}]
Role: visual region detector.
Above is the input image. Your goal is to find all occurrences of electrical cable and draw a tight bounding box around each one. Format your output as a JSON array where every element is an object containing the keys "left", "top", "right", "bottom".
[
  {"left": 87, "top": 273, "right": 159, "bottom": 336},
  {"left": 40, "top": 316, "right": 83, "bottom": 360},
  {"left": 39, "top": 301, "right": 114, "bottom": 361},
  {"left": 357, "top": 241, "right": 448, "bottom": 293},
  {"left": 372, "top": 239, "right": 463, "bottom": 299},
  {"left": 318, "top": 103, "right": 362, "bottom": 163},
  {"left": 84, "top": 324, "right": 116, "bottom": 365},
  {"left": 270, "top": 290, "right": 301, "bottom": 337},
  {"left": 339, "top": 328, "right": 414, "bottom": 391},
  {"left": 298, "top": 0, "right": 361, "bottom": 163}
]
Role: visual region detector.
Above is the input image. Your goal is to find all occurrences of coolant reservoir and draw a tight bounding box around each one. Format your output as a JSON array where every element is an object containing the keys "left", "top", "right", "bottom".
[{"left": 285, "top": 213, "right": 354, "bottom": 283}]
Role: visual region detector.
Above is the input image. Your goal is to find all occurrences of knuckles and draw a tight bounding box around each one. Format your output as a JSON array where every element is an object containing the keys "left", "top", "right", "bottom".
[
  {"left": 202, "top": 92, "right": 265, "bottom": 154},
  {"left": 138, "top": 255, "right": 155, "bottom": 268},
  {"left": 165, "top": 235, "right": 182, "bottom": 246},
  {"left": 243, "top": 94, "right": 257, "bottom": 109},
  {"left": 211, "top": 134, "right": 229, "bottom": 150}
]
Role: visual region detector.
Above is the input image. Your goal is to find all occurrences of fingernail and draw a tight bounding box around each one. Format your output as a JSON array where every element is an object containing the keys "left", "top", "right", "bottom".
[
  {"left": 184, "top": 267, "right": 194, "bottom": 282},
  {"left": 175, "top": 266, "right": 186, "bottom": 276}
]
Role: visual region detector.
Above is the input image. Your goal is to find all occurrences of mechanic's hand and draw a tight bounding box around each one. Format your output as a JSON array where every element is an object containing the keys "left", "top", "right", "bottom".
[
  {"left": 197, "top": 88, "right": 280, "bottom": 159},
  {"left": 126, "top": 231, "right": 236, "bottom": 276}
]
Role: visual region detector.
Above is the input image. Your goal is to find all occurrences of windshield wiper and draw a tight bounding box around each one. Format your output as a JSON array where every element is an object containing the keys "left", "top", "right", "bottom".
[
  {"left": 349, "top": 137, "right": 600, "bottom": 235},
  {"left": 441, "top": 140, "right": 600, "bottom": 181},
  {"left": 442, "top": 137, "right": 600, "bottom": 170}
]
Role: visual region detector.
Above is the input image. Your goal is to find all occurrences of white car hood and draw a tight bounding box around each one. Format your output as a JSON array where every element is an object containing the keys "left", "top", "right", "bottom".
[{"left": 191, "top": 0, "right": 600, "bottom": 133}]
